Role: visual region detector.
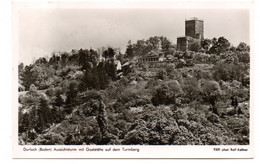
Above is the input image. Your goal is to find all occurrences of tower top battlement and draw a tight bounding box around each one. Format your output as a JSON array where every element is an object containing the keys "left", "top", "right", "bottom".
[{"left": 185, "top": 17, "right": 203, "bottom": 21}]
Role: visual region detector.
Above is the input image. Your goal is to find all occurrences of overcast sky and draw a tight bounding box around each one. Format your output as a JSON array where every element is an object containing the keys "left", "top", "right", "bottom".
[{"left": 18, "top": 8, "right": 250, "bottom": 65}]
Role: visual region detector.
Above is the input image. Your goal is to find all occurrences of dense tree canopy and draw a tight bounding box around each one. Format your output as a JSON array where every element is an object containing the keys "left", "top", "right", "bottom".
[
  {"left": 18, "top": 35, "right": 250, "bottom": 146},
  {"left": 209, "top": 37, "right": 231, "bottom": 54}
]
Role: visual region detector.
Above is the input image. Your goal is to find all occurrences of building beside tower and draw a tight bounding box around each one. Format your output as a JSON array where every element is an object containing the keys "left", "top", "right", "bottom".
[{"left": 177, "top": 17, "right": 204, "bottom": 51}]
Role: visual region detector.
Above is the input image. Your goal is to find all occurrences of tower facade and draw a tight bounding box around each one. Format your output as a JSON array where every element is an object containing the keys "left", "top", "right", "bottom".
[{"left": 185, "top": 18, "right": 204, "bottom": 40}]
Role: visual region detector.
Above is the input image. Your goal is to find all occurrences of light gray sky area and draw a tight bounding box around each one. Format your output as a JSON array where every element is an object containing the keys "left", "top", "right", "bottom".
[{"left": 18, "top": 8, "right": 250, "bottom": 65}]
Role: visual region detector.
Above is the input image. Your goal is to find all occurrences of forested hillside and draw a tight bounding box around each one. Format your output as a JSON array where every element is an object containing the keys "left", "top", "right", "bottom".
[{"left": 18, "top": 36, "right": 250, "bottom": 145}]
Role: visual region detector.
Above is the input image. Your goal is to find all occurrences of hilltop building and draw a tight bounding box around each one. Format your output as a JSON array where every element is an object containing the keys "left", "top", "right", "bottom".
[
  {"left": 137, "top": 17, "right": 204, "bottom": 63},
  {"left": 137, "top": 50, "right": 165, "bottom": 63},
  {"left": 138, "top": 55, "right": 164, "bottom": 63},
  {"left": 177, "top": 17, "right": 204, "bottom": 51}
]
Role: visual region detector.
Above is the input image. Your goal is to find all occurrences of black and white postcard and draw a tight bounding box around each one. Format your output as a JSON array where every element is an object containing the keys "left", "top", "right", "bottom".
[{"left": 12, "top": 0, "right": 254, "bottom": 158}]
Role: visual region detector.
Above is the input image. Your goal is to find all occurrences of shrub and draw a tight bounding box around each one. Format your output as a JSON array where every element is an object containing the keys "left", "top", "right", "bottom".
[
  {"left": 182, "top": 77, "right": 200, "bottom": 102},
  {"left": 156, "top": 69, "right": 167, "bottom": 80},
  {"left": 34, "top": 132, "right": 64, "bottom": 145},
  {"left": 151, "top": 80, "right": 182, "bottom": 106},
  {"left": 237, "top": 51, "right": 250, "bottom": 64}
]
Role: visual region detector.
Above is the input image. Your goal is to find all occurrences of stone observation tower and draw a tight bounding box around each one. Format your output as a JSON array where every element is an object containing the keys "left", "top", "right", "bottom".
[
  {"left": 177, "top": 17, "right": 204, "bottom": 51},
  {"left": 185, "top": 18, "right": 204, "bottom": 40}
]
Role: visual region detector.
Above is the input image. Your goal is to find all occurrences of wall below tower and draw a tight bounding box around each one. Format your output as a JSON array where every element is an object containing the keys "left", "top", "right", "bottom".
[
  {"left": 177, "top": 36, "right": 201, "bottom": 51},
  {"left": 177, "top": 37, "right": 188, "bottom": 51}
]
